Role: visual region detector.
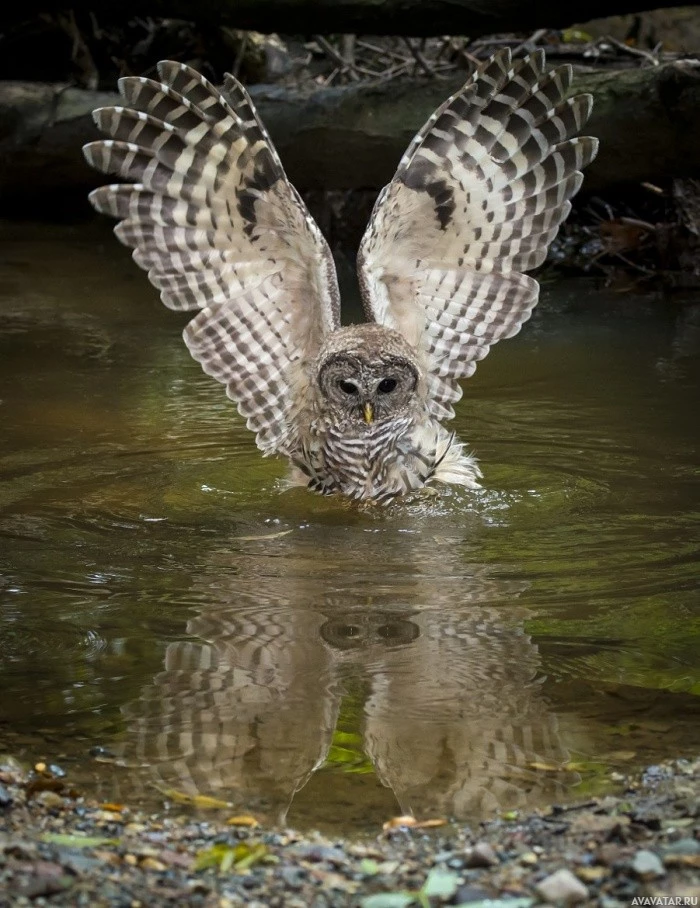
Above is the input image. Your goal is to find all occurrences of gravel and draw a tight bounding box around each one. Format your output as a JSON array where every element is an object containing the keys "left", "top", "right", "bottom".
[{"left": 0, "top": 756, "right": 698, "bottom": 907}]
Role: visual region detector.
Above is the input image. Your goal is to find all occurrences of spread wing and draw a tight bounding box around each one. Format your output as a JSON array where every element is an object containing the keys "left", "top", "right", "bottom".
[
  {"left": 358, "top": 49, "right": 598, "bottom": 420},
  {"left": 83, "top": 61, "right": 340, "bottom": 455}
]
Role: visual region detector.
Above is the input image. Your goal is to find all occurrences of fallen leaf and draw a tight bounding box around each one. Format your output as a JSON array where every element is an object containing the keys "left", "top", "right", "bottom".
[
  {"left": 360, "top": 858, "right": 379, "bottom": 875},
  {"left": 226, "top": 814, "right": 259, "bottom": 827},
  {"left": 381, "top": 814, "right": 446, "bottom": 832},
  {"left": 423, "top": 868, "right": 459, "bottom": 898},
  {"left": 413, "top": 818, "right": 448, "bottom": 829},
  {"left": 528, "top": 761, "right": 568, "bottom": 773},
  {"left": 360, "top": 894, "right": 415, "bottom": 908},
  {"left": 154, "top": 786, "right": 232, "bottom": 810},
  {"left": 194, "top": 842, "right": 268, "bottom": 873},
  {"left": 383, "top": 816, "right": 417, "bottom": 831},
  {"left": 40, "top": 833, "right": 121, "bottom": 849}
]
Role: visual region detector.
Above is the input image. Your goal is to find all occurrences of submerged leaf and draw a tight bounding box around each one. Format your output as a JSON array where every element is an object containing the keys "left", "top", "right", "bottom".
[
  {"left": 194, "top": 842, "right": 268, "bottom": 873},
  {"left": 40, "top": 833, "right": 121, "bottom": 848},
  {"left": 422, "top": 868, "right": 459, "bottom": 898},
  {"left": 382, "top": 815, "right": 417, "bottom": 831},
  {"left": 154, "top": 786, "right": 232, "bottom": 809},
  {"left": 226, "top": 814, "right": 259, "bottom": 827},
  {"left": 360, "top": 895, "right": 416, "bottom": 908}
]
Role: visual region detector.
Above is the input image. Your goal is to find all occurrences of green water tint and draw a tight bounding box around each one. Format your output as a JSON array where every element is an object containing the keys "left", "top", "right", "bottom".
[{"left": 1, "top": 221, "right": 699, "bottom": 833}]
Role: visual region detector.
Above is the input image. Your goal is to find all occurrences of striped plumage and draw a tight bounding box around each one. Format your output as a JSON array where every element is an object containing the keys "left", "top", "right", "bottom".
[{"left": 84, "top": 50, "right": 597, "bottom": 502}]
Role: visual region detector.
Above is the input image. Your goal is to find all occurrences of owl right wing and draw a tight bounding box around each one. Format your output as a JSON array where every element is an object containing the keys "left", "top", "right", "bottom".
[
  {"left": 358, "top": 49, "right": 598, "bottom": 420},
  {"left": 83, "top": 61, "right": 340, "bottom": 455}
]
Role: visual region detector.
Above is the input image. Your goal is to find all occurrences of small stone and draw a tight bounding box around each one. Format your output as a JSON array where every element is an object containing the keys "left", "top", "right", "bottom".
[
  {"left": 455, "top": 885, "right": 492, "bottom": 903},
  {"left": 279, "top": 866, "right": 305, "bottom": 890},
  {"left": 123, "top": 854, "right": 138, "bottom": 866},
  {"left": 536, "top": 868, "right": 589, "bottom": 905},
  {"left": 597, "top": 843, "right": 623, "bottom": 866},
  {"left": 0, "top": 784, "right": 12, "bottom": 807},
  {"left": 34, "top": 790, "right": 64, "bottom": 809},
  {"left": 294, "top": 844, "right": 348, "bottom": 865},
  {"left": 664, "top": 838, "right": 700, "bottom": 857},
  {"left": 140, "top": 857, "right": 167, "bottom": 872},
  {"left": 632, "top": 849, "right": 665, "bottom": 879},
  {"left": 520, "top": 852, "right": 539, "bottom": 865},
  {"left": 465, "top": 842, "right": 498, "bottom": 868},
  {"left": 576, "top": 866, "right": 608, "bottom": 882}
]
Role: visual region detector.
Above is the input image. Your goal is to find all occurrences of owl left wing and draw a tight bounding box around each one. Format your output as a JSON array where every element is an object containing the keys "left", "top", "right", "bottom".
[
  {"left": 358, "top": 49, "right": 598, "bottom": 420},
  {"left": 84, "top": 61, "right": 340, "bottom": 455}
]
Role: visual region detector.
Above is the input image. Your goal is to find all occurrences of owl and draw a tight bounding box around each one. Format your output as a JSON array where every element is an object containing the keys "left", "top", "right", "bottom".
[{"left": 83, "top": 50, "right": 597, "bottom": 502}]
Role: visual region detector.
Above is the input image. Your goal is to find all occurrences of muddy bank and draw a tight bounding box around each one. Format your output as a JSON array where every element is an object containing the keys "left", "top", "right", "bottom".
[{"left": 1, "top": 756, "right": 698, "bottom": 906}]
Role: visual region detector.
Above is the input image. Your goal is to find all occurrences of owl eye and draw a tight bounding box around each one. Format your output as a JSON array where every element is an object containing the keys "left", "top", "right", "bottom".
[
  {"left": 338, "top": 379, "right": 358, "bottom": 395},
  {"left": 377, "top": 378, "right": 398, "bottom": 393}
]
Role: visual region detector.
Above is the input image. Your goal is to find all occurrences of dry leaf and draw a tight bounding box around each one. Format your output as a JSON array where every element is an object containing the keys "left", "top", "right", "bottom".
[
  {"left": 382, "top": 815, "right": 417, "bottom": 831},
  {"left": 154, "top": 786, "right": 232, "bottom": 809},
  {"left": 226, "top": 814, "right": 259, "bottom": 827}
]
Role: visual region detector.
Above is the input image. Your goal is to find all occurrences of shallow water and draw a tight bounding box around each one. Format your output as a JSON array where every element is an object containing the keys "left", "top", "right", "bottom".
[{"left": 1, "top": 221, "right": 699, "bottom": 833}]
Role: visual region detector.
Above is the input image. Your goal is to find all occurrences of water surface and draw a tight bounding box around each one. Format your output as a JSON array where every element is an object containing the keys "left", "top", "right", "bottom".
[{"left": 1, "top": 221, "right": 699, "bottom": 832}]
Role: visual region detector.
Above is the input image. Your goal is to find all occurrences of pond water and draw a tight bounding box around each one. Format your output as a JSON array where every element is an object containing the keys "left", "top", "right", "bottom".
[{"left": 1, "top": 221, "right": 699, "bottom": 834}]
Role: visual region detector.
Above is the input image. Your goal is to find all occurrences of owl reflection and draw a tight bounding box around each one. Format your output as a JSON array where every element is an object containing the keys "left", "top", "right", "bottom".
[{"left": 84, "top": 51, "right": 596, "bottom": 501}]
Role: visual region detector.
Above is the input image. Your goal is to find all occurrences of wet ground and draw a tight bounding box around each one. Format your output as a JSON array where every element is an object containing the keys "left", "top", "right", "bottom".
[
  {"left": 1, "top": 221, "right": 699, "bottom": 836},
  {"left": 0, "top": 755, "right": 698, "bottom": 906}
]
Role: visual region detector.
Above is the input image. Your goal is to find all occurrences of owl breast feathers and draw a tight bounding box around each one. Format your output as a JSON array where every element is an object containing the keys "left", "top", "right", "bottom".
[{"left": 83, "top": 50, "right": 598, "bottom": 503}]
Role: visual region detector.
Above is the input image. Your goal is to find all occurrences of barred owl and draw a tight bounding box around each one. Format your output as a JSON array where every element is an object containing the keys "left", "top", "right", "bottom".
[{"left": 83, "top": 50, "right": 597, "bottom": 502}]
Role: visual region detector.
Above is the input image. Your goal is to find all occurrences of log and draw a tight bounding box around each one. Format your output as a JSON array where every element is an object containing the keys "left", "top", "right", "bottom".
[
  {"left": 2, "top": 0, "right": 698, "bottom": 38},
  {"left": 1, "top": 60, "right": 700, "bottom": 210}
]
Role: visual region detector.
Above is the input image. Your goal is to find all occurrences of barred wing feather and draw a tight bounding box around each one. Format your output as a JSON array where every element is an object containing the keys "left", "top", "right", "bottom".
[
  {"left": 84, "top": 61, "right": 340, "bottom": 455},
  {"left": 358, "top": 49, "right": 598, "bottom": 420}
]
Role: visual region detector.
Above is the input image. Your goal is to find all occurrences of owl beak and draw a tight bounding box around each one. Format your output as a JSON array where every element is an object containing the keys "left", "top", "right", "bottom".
[{"left": 363, "top": 402, "right": 374, "bottom": 424}]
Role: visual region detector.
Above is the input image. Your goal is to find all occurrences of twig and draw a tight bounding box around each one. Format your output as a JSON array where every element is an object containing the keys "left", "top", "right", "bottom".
[
  {"left": 356, "top": 39, "right": 411, "bottom": 65},
  {"left": 231, "top": 31, "right": 249, "bottom": 80},
  {"left": 401, "top": 36, "right": 440, "bottom": 78},
  {"left": 513, "top": 28, "right": 548, "bottom": 55},
  {"left": 605, "top": 35, "right": 660, "bottom": 66},
  {"left": 313, "top": 35, "right": 361, "bottom": 81}
]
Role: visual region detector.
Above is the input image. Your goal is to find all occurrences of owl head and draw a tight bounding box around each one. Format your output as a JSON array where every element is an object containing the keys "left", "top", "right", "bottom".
[{"left": 316, "top": 324, "right": 424, "bottom": 426}]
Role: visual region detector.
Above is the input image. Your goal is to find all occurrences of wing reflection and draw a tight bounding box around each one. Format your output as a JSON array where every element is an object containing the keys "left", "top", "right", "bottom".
[{"left": 117, "top": 527, "right": 576, "bottom": 822}]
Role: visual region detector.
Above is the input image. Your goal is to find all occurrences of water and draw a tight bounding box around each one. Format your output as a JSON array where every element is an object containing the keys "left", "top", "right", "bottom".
[{"left": 1, "top": 221, "right": 699, "bottom": 833}]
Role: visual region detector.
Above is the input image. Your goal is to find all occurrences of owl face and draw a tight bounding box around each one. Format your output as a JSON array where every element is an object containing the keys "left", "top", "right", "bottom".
[{"left": 318, "top": 351, "right": 419, "bottom": 425}]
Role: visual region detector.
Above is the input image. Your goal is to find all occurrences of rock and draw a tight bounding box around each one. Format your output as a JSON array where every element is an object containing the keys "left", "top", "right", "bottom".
[
  {"left": 0, "top": 784, "right": 12, "bottom": 807},
  {"left": 597, "top": 843, "right": 624, "bottom": 866},
  {"left": 576, "top": 866, "right": 609, "bottom": 882},
  {"left": 34, "top": 790, "right": 64, "bottom": 809},
  {"left": 664, "top": 839, "right": 700, "bottom": 856},
  {"left": 535, "top": 868, "right": 589, "bottom": 905},
  {"left": 570, "top": 813, "right": 630, "bottom": 834},
  {"left": 455, "top": 885, "right": 492, "bottom": 903},
  {"left": 632, "top": 849, "right": 666, "bottom": 879},
  {"left": 464, "top": 842, "right": 498, "bottom": 868},
  {"left": 293, "top": 844, "right": 348, "bottom": 866}
]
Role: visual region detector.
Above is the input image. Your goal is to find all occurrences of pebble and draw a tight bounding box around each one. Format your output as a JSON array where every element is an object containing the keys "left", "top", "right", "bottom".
[
  {"left": 632, "top": 849, "right": 666, "bottom": 879},
  {"left": 535, "top": 868, "right": 589, "bottom": 905},
  {"left": 455, "top": 884, "right": 492, "bottom": 903},
  {"left": 664, "top": 838, "right": 700, "bottom": 856},
  {"left": 0, "top": 784, "right": 12, "bottom": 807},
  {"left": 34, "top": 790, "right": 64, "bottom": 809},
  {"left": 464, "top": 842, "right": 498, "bottom": 867}
]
